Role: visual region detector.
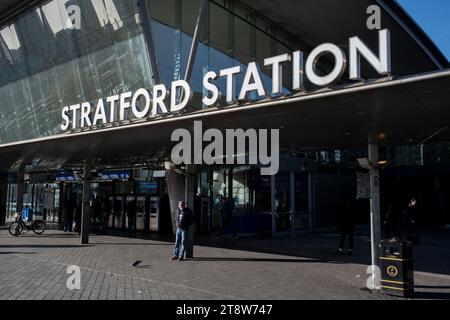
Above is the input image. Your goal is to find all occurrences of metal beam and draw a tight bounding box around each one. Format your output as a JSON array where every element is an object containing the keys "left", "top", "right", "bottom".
[
  {"left": 137, "top": 0, "right": 162, "bottom": 84},
  {"left": 80, "top": 159, "right": 93, "bottom": 245},
  {"left": 184, "top": 0, "right": 209, "bottom": 83},
  {"left": 0, "top": 0, "right": 42, "bottom": 27}
]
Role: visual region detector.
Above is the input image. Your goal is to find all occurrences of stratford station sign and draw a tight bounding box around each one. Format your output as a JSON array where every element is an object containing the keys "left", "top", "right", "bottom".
[{"left": 60, "top": 29, "right": 391, "bottom": 131}]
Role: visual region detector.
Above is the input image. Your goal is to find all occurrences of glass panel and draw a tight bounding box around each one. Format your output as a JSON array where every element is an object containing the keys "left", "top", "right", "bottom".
[
  {"left": 211, "top": 169, "right": 227, "bottom": 231},
  {"left": 0, "top": 0, "right": 298, "bottom": 145},
  {"left": 0, "top": 0, "right": 153, "bottom": 144},
  {"left": 135, "top": 196, "right": 146, "bottom": 231},
  {"left": 147, "top": 0, "right": 177, "bottom": 27},
  {"left": 274, "top": 173, "right": 291, "bottom": 232},
  {"left": 255, "top": 175, "right": 271, "bottom": 212},
  {"left": 232, "top": 167, "right": 249, "bottom": 215},
  {"left": 181, "top": 0, "right": 202, "bottom": 36},
  {"left": 295, "top": 173, "right": 309, "bottom": 212},
  {"left": 294, "top": 172, "right": 310, "bottom": 230}
]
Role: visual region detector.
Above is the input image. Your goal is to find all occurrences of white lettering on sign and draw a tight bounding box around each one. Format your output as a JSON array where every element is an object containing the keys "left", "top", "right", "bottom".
[{"left": 61, "top": 29, "right": 391, "bottom": 131}]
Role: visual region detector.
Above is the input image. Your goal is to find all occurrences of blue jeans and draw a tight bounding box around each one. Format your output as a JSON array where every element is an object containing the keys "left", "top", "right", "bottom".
[{"left": 173, "top": 228, "right": 188, "bottom": 258}]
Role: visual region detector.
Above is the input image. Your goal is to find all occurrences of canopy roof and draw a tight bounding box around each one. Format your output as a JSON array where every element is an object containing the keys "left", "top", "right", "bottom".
[{"left": 1, "top": 69, "right": 449, "bottom": 172}]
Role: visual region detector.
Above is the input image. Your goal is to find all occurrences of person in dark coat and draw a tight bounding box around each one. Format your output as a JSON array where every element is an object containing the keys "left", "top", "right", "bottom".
[
  {"left": 405, "top": 198, "right": 420, "bottom": 244},
  {"left": 335, "top": 199, "right": 355, "bottom": 256},
  {"left": 217, "top": 197, "right": 238, "bottom": 239},
  {"left": 384, "top": 204, "right": 400, "bottom": 240},
  {"left": 101, "top": 195, "right": 111, "bottom": 233},
  {"left": 171, "top": 201, "right": 194, "bottom": 261},
  {"left": 73, "top": 201, "right": 82, "bottom": 235},
  {"left": 127, "top": 198, "right": 137, "bottom": 234},
  {"left": 92, "top": 196, "right": 102, "bottom": 224},
  {"left": 63, "top": 198, "right": 74, "bottom": 233}
]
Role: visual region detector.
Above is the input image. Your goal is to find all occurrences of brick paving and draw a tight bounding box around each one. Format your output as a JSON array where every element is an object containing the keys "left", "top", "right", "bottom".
[{"left": 0, "top": 226, "right": 449, "bottom": 300}]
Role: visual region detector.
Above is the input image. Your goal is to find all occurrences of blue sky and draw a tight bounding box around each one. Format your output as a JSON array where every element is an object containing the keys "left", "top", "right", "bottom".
[{"left": 397, "top": 0, "right": 450, "bottom": 61}]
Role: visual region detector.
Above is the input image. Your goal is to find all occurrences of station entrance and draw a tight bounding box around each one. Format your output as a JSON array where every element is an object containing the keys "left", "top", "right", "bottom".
[{"left": 5, "top": 169, "right": 173, "bottom": 236}]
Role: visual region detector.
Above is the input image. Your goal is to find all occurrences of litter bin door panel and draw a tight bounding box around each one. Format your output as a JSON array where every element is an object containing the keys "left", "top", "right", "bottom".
[{"left": 379, "top": 240, "right": 414, "bottom": 298}]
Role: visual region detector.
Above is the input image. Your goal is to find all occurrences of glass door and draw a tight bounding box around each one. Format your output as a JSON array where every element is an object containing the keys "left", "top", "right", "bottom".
[
  {"left": 294, "top": 172, "right": 311, "bottom": 231},
  {"left": 135, "top": 196, "right": 146, "bottom": 231},
  {"left": 113, "top": 197, "right": 124, "bottom": 231},
  {"left": 211, "top": 169, "right": 229, "bottom": 234},
  {"left": 272, "top": 171, "right": 312, "bottom": 235},
  {"left": 274, "top": 173, "right": 292, "bottom": 233}
]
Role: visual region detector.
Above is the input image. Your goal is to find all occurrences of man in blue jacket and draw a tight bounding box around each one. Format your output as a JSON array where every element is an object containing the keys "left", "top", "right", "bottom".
[{"left": 171, "top": 201, "right": 194, "bottom": 261}]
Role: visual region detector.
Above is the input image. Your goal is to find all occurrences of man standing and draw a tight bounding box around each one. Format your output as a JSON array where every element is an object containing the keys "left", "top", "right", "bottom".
[
  {"left": 64, "top": 198, "right": 74, "bottom": 233},
  {"left": 172, "top": 201, "right": 194, "bottom": 261},
  {"left": 217, "top": 197, "right": 238, "bottom": 239},
  {"left": 73, "top": 200, "right": 82, "bottom": 235},
  {"left": 126, "top": 198, "right": 137, "bottom": 234},
  {"left": 335, "top": 199, "right": 355, "bottom": 256},
  {"left": 384, "top": 204, "right": 400, "bottom": 240}
]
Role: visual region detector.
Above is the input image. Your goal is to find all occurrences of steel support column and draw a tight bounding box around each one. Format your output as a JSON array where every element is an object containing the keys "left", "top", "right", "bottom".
[
  {"left": 290, "top": 171, "right": 295, "bottom": 236},
  {"left": 0, "top": 173, "right": 8, "bottom": 225},
  {"left": 271, "top": 175, "right": 276, "bottom": 235},
  {"left": 369, "top": 142, "right": 381, "bottom": 283},
  {"left": 81, "top": 159, "right": 93, "bottom": 245},
  {"left": 16, "top": 164, "right": 25, "bottom": 214},
  {"left": 185, "top": 164, "right": 195, "bottom": 259}
]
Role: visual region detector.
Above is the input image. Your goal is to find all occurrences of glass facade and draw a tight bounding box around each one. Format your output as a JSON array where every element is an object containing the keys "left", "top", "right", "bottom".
[
  {"left": 1, "top": 0, "right": 449, "bottom": 232},
  {"left": 0, "top": 0, "right": 299, "bottom": 145},
  {"left": 0, "top": 0, "right": 154, "bottom": 144}
]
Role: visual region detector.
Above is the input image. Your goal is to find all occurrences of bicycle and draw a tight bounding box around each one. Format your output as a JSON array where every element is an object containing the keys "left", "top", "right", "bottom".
[{"left": 9, "top": 211, "right": 46, "bottom": 237}]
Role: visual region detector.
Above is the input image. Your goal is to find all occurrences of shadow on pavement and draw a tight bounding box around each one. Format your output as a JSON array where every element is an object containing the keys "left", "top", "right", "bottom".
[
  {"left": 94, "top": 242, "right": 170, "bottom": 246},
  {"left": 414, "top": 291, "right": 450, "bottom": 300},
  {"left": 415, "top": 285, "right": 450, "bottom": 290},
  {"left": 193, "top": 226, "right": 450, "bottom": 276},
  {"left": 194, "top": 235, "right": 372, "bottom": 267},
  {"left": 192, "top": 257, "right": 337, "bottom": 263},
  {"left": 133, "top": 265, "right": 152, "bottom": 269},
  {"left": 0, "top": 245, "right": 93, "bottom": 249},
  {"left": 2, "top": 235, "right": 81, "bottom": 239},
  {"left": 2, "top": 224, "right": 449, "bottom": 277},
  {"left": 0, "top": 252, "right": 36, "bottom": 255}
]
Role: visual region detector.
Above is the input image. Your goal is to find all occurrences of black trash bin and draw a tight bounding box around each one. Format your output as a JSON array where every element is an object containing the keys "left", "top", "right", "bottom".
[{"left": 379, "top": 240, "right": 414, "bottom": 298}]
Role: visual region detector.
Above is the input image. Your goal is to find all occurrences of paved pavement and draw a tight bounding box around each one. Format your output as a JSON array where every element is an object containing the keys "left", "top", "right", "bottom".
[{"left": 0, "top": 224, "right": 449, "bottom": 300}]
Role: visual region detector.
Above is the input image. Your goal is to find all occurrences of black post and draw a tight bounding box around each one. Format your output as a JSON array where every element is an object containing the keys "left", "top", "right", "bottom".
[
  {"left": 0, "top": 173, "right": 8, "bottom": 226},
  {"left": 81, "top": 160, "right": 93, "bottom": 245}
]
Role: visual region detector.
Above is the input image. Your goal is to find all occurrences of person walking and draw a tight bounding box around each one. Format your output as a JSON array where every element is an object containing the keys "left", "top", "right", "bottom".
[
  {"left": 101, "top": 195, "right": 111, "bottom": 234},
  {"left": 335, "top": 199, "right": 355, "bottom": 256},
  {"left": 73, "top": 200, "right": 82, "bottom": 235},
  {"left": 92, "top": 196, "right": 102, "bottom": 224},
  {"left": 384, "top": 204, "right": 400, "bottom": 240},
  {"left": 171, "top": 201, "right": 194, "bottom": 261},
  {"left": 127, "top": 198, "right": 137, "bottom": 234},
  {"left": 216, "top": 197, "right": 238, "bottom": 239},
  {"left": 64, "top": 198, "right": 74, "bottom": 233}
]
